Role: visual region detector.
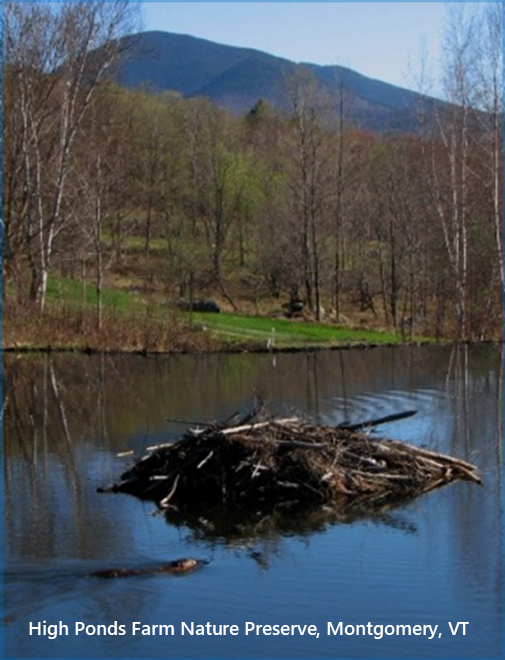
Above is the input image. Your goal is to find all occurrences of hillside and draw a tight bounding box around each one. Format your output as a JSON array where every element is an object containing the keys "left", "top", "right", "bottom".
[{"left": 110, "top": 30, "right": 440, "bottom": 134}]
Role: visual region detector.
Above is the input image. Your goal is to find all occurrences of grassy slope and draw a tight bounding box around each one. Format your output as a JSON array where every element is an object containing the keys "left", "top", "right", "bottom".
[
  {"left": 189, "top": 312, "right": 401, "bottom": 347},
  {"left": 46, "top": 273, "right": 142, "bottom": 313},
  {"left": 6, "top": 265, "right": 428, "bottom": 352}
]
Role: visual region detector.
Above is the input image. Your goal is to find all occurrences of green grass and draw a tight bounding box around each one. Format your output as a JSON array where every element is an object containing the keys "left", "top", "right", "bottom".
[
  {"left": 42, "top": 275, "right": 425, "bottom": 351},
  {"left": 187, "top": 312, "right": 403, "bottom": 347},
  {"left": 46, "top": 274, "right": 146, "bottom": 314}
]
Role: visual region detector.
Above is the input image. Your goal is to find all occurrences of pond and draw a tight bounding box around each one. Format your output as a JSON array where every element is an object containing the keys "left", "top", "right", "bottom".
[{"left": 3, "top": 344, "right": 503, "bottom": 657}]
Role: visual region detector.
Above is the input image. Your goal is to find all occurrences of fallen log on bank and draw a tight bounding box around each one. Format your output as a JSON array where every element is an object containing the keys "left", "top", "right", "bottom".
[{"left": 99, "top": 410, "right": 481, "bottom": 515}]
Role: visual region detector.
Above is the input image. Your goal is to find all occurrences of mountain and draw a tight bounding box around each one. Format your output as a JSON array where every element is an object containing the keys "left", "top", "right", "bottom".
[{"left": 110, "top": 31, "right": 440, "bottom": 134}]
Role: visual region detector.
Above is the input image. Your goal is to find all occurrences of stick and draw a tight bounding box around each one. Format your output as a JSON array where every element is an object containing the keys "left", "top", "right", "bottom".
[
  {"left": 159, "top": 474, "right": 180, "bottom": 508},
  {"left": 338, "top": 410, "right": 417, "bottom": 431},
  {"left": 382, "top": 439, "right": 479, "bottom": 472},
  {"left": 197, "top": 451, "right": 214, "bottom": 470},
  {"left": 451, "top": 464, "right": 482, "bottom": 484},
  {"left": 221, "top": 418, "right": 300, "bottom": 436},
  {"left": 351, "top": 470, "right": 415, "bottom": 481},
  {"left": 251, "top": 462, "right": 266, "bottom": 478}
]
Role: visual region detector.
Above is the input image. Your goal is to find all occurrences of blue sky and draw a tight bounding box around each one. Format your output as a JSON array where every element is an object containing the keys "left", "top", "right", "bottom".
[{"left": 140, "top": 2, "right": 460, "bottom": 92}]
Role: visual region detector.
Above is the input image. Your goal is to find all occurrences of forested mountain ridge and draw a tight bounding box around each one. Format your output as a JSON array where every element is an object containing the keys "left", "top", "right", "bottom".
[{"left": 109, "top": 30, "right": 440, "bottom": 134}]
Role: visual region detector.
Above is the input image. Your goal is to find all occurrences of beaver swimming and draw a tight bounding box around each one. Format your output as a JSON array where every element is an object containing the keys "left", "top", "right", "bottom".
[{"left": 90, "top": 557, "right": 205, "bottom": 579}]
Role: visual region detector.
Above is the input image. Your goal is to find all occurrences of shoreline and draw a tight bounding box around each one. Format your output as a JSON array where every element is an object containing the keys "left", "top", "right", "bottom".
[{"left": 4, "top": 338, "right": 502, "bottom": 358}]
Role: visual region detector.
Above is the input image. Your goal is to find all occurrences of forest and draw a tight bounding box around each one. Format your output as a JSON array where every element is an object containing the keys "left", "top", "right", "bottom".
[{"left": 3, "top": 1, "right": 503, "bottom": 347}]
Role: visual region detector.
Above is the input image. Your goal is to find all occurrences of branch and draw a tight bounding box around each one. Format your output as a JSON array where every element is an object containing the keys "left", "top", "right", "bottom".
[{"left": 337, "top": 409, "right": 417, "bottom": 432}]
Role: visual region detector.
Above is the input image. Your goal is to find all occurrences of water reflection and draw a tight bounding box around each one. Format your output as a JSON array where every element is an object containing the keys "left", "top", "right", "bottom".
[
  {"left": 3, "top": 344, "right": 503, "bottom": 657},
  {"left": 162, "top": 499, "right": 420, "bottom": 548},
  {"left": 4, "top": 345, "right": 502, "bottom": 552}
]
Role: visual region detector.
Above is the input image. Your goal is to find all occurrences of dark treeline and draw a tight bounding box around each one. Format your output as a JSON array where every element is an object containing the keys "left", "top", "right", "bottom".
[{"left": 4, "top": 2, "right": 503, "bottom": 340}]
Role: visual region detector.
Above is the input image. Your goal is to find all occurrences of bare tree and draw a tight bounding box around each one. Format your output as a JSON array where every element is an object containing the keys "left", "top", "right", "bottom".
[
  {"left": 4, "top": 1, "right": 139, "bottom": 311},
  {"left": 426, "top": 6, "right": 478, "bottom": 338},
  {"left": 331, "top": 71, "right": 360, "bottom": 321},
  {"left": 423, "top": 3, "right": 503, "bottom": 338},
  {"left": 286, "top": 68, "right": 333, "bottom": 319},
  {"left": 473, "top": 3, "right": 503, "bottom": 291}
]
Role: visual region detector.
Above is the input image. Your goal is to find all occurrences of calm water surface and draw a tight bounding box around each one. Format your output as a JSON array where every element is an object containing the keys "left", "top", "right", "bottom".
[{"left": 3, "top": 344, "right": 503, "bottom": 657}]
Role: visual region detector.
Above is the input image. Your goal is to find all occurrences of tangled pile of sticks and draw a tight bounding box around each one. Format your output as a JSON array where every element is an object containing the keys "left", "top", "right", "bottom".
[{"left": 100, "top": 409, "right": 481, "bottom": 515}]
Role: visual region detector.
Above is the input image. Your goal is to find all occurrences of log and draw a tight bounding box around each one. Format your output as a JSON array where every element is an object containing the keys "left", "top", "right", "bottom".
[{"left": 337, "top": 410, "right": 417, "bottom": 431}]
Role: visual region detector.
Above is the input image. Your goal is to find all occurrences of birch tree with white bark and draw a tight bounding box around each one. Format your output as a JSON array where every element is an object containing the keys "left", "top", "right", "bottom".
[{"left": 4, "top": 1, "right": 138, "bottom": 311}]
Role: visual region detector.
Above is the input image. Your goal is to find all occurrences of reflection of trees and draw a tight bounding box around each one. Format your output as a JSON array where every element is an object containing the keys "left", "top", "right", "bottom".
[
  {"left": 5, "top": 344, "right": 501, "bottom": 459},
  {"left": 433, "top": 343, "right": 503, "bottom": 615},
  {"left": 498, "top": 344, "right": 503, "bottom": 474},
  {"left": 4, "top": 346, "right": 501, "bottom": 572},
  {"left": 4, "top": 353, "right": 135, "bottom": 562},
  {"left": 4, "top": 346, "right": 501, "bottom": 655}
]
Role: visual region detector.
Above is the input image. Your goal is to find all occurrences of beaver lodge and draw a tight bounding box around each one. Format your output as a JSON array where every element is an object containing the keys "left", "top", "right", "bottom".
[{"left": 100, "top": 409, "right": 481, "bottom": 518}]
